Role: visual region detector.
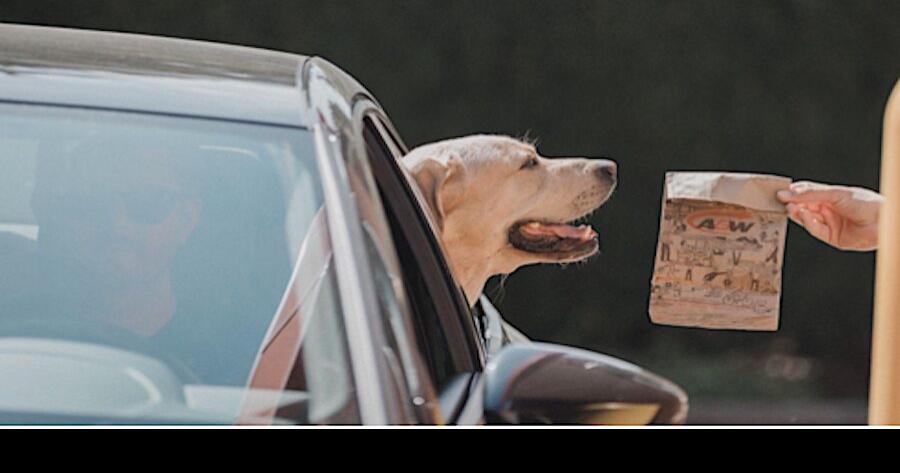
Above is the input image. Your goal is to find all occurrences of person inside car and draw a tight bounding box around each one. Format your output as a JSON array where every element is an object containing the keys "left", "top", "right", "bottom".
[
  {"left": 23, "top": 133, "right": 290, "bottom": 385},
  {"left": 29, "top": 135, "right": 202, "bottom": 339}
]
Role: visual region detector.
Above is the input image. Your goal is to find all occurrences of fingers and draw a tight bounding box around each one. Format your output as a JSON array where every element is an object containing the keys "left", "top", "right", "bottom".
[
  {"left": 786, "top": 203, "right": 806, "bottom": 228},
  {"left": 777, "top": 181, "right": 851, "bottom": 205},
  {"left": 818, "top": 205, "right": 843, "bottom": 237},
  {"left": 786, "top": 203, "right": 834, "bottom": 245}
]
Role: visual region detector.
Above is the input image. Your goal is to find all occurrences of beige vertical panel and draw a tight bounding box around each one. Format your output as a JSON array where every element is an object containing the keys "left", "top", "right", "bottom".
[{"left": 870, "top": 80, "right": 900, "bottom": 425}]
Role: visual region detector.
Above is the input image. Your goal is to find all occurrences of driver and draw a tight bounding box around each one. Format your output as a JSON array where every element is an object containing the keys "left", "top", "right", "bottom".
[{"left": 31, "top": 134, "right": 202, "bottom": 337}]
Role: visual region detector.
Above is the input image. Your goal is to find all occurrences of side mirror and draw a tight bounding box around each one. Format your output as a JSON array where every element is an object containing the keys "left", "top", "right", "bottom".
[{"left": 483, "top": 343, "right": 688, "bottom": 425}]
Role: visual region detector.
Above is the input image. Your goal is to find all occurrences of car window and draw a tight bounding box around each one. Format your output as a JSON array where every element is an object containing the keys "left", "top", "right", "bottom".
[
  {"left": 342, "top": 123, "right": 439, "bottom": 422},
  {"left": 360, "top": 116, "right": 484, "bottom": 393},
  {"left": 0, "top": 102, "right": 358, "bottom": 425}
]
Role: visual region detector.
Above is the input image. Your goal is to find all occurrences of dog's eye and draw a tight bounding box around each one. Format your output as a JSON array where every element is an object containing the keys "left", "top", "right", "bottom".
[{"left": 520, "top": 156, "right": 540, "bottom": 170}]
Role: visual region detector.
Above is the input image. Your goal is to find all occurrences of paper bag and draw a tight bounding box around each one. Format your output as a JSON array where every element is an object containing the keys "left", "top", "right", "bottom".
[{"left": 649, "top": 172, "right": 792, "bottom": 331}]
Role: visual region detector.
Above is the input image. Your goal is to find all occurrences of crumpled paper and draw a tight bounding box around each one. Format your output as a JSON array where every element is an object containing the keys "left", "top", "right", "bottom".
[{"left": 649, "top": 172, "right": 792, "bottom": 331}]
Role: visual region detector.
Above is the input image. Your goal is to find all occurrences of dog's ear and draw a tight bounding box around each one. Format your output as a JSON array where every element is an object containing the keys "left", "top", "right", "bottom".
[{"left": 410, "top": 155, "right": 465, "bottom": 229}]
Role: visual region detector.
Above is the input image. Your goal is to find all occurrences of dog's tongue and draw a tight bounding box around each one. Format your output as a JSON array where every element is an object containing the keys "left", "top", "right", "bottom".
[{"left": 522, "top": 222, "right": 597, "bottom": 241}]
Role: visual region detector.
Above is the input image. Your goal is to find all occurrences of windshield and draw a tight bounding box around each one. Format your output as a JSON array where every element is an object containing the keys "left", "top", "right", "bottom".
[{"left": 0, "top": 102, "right": 358, "bottom": 424}]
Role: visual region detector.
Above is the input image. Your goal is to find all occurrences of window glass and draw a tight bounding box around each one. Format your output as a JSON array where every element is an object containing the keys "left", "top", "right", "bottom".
[{"left": 0, "top": 103, "right": 357, "bottom": 424}]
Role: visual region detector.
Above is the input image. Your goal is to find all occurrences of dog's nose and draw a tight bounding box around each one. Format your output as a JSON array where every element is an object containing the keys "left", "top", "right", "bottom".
[{"left": 593, "top": 160, "right": 617, "bottom": 183}]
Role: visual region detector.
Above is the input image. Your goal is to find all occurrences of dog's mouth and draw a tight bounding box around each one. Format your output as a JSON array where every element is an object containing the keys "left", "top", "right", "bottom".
[{"left": 508, "top": 220, "right": 600, "bottom": 260}]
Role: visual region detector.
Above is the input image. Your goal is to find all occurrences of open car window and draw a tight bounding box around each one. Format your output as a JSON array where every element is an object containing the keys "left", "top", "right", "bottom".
[{"left": 360, "top": 114, "right": 485, "bottom": 421}]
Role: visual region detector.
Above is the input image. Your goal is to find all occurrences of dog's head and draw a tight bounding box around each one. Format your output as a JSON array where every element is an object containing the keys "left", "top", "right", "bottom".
[{"left": 405, "top": 135, "right": 616, "bottom": 302}]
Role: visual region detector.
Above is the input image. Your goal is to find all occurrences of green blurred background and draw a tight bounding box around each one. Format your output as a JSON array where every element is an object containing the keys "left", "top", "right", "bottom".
[{"left": 4, "top": 0, "right": 899, "bottom": 423}]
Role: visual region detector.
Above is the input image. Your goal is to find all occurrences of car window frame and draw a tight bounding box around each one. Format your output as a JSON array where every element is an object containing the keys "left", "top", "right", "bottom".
[
  {"left": 364, "top": 115, "right": 502, "bottom": 365},
  {"left": 363, "top": 115, "right": 493, "bottom": 356},
  {"left": 352, "top": 103, "right": 486, "bottom": 422},
  {"left": 363, "top": 109, "right": 483, "bottom": 366}
]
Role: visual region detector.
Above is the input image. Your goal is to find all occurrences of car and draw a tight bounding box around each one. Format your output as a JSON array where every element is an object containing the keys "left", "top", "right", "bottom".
[{"left": 0, "top": 23, "right": 688, "bottom": 425}]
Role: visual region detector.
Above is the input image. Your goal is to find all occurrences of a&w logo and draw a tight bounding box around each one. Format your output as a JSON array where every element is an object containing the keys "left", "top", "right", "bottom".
[{"left": 686, "top": 208, "right": 755, "bottom": 234}]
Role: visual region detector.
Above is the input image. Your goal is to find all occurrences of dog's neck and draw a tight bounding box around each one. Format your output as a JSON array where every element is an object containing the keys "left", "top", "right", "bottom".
[
  {"left": 444, "top": 244, "right": 492, "bottom": 306},
  {"left": 440, "top": 230, "right": 517, "bottom": 306}
]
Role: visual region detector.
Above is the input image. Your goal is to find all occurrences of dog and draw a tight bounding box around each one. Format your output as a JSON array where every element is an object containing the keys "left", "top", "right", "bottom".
[{"left": 405, "top": 135, "right": 617, "bottom": 304}]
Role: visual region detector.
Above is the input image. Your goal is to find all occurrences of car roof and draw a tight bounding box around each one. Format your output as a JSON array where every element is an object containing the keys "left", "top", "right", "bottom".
[{"left": 0, "top": 24, "right": 325, "bottom": 127}]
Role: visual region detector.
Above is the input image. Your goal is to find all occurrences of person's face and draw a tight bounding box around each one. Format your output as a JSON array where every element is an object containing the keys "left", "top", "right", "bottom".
[{"left": 43, "top": 148, "right": 201, "bottom": 287}]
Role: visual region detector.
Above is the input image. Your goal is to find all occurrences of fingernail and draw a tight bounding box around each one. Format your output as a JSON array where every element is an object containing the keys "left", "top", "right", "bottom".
[{"left": 777, "top": 190, "right": 794, "bottom": 200}]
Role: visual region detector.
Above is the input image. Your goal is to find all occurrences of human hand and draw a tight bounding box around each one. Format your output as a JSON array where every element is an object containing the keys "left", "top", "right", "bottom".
[{"left": 776, "top": 181, "right": 884, "bottom": 252}]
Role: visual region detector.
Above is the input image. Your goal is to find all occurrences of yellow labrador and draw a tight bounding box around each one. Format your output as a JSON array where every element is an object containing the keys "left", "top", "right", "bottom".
[{"left": 405, "top": 135, "right": 617, "bottom": 304}]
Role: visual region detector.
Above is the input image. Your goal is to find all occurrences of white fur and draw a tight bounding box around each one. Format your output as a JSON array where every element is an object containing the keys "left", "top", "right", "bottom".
[{"left": 405, "top": 135, "right": 616, "bottom": 304}]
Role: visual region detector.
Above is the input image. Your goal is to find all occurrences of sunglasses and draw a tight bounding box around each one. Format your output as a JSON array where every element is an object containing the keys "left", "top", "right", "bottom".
[{"left": 49, "top": 189, "right": 187, "bottom": 225}]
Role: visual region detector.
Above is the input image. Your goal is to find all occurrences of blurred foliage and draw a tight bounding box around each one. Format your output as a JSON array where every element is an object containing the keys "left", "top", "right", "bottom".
[{"left": 3, "top": 0, "right": 899, "bottom": 403}]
